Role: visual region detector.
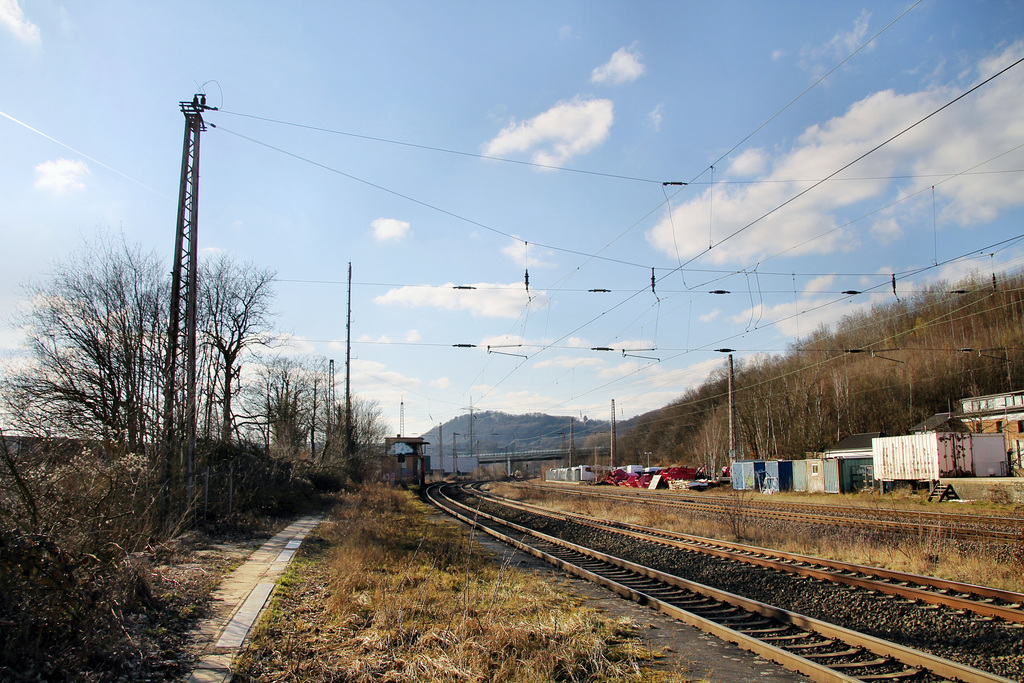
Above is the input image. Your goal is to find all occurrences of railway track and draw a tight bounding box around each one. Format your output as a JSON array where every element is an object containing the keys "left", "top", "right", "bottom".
[
  {"left": 474, "top": 484, "right": 1024, "bottom": 625},
  {"left": 426, "top": 482, "right": 1022, "bottom": 682},
  {"left": 520, "top": 481, "right": 1024, "bottom": 544}
]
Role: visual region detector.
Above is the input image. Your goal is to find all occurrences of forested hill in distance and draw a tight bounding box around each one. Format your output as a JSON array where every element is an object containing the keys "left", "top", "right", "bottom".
[
  {"left": 618, "top": 269, "right": 1024, "bottom": 475},
  {"left": 419, "top": 411, "right": 617, "bottom": 458}
]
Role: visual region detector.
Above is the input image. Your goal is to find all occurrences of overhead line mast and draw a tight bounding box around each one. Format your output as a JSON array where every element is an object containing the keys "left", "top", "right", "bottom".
[{"left": 161, "top": 93, "right": 216, "bottom": 525}]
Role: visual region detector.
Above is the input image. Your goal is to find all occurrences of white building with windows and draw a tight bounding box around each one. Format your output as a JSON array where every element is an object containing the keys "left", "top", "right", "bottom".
[{"left": 959, "top": 391, "right": 1024, "bottom": 476}]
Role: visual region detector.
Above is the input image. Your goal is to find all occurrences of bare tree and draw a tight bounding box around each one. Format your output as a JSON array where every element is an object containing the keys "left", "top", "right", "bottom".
[
  {"left": 327, "top": 396, "right": 390, "bottom": 482},
  {"left": 241, "top": 355, "right": 312, "bottom": 460},
  {"left": 3, "top": 235, "right": 166, "bottom": 453},
  {"left": 199, "top": 254, "right": 276, "bottom": 443}
]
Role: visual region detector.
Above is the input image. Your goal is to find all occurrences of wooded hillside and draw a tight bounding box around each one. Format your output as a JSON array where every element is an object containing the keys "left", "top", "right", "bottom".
[
  {"left": 619, "top": 270, "right": 1024, "bottom": 474},
  {"left": 421, "top": 410, "right": 610, "bottom": 456}
]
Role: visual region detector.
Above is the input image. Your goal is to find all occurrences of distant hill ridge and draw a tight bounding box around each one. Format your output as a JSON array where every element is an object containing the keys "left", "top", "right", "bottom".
[{"left": 419, "top": 410, "right": 613, "bottom": 456}]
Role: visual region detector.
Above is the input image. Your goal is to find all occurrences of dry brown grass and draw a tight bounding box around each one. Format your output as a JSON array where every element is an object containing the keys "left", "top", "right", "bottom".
[
  {"left": 490, "top": 483, "right": 1024, "bottom": 594},
  {"left": 234, "top": 485, "right": 697, "bottom": 682}
]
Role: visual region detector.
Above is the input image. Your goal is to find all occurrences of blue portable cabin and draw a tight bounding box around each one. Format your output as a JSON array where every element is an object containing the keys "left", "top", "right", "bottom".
[
  {"left": 792, "top": 460, "right": 808, "bottom": 491},
  {"left": 760, "top": 460, "right": 778, "bottom": 492},
  {"left": 761, "top": 460, "right": 794, "bottom": 493},
  {"left": 776, "top": 460, "right": 794, "bottom": 491},
  {"left": 753, "top": 460, "right": 767, "bottom": 490},
  {"left": 823, "top": 458, "right": 840, "bottom": 493},
  {"left": 731, "top": 460, "right": 756, "bottom": 490}
]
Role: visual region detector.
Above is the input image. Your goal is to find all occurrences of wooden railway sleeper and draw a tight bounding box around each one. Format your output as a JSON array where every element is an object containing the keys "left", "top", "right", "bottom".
[
  {"left": 778, "top": 638, "right": 838, "bottom": 649},
  {"left": 801, "top": 648, "right": 866, "bottom": 660},
  {"left": 746, "top": 628, "right": 808, "bottom": 638},
  {"left": 830, "top": 657, "right": 895, "bottom": 669},
  {"left": 854, "top": 671, "right": 924, "bottom": 681}
]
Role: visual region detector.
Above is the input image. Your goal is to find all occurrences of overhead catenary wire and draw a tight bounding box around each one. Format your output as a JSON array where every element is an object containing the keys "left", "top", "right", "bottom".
[
  {"left": 217, "top": 108, "right": 670, "bottom": 184},
  {"left": 215, "top": 124, "right": 657, "bottom": 271},
  {"left": 211, "top": 15, "right": 1011, "bottom": 423}
]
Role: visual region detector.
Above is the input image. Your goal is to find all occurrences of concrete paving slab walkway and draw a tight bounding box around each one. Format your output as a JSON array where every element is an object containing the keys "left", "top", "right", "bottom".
[{"left": 184, "top": 515, "right": 323, "bottom": 683}]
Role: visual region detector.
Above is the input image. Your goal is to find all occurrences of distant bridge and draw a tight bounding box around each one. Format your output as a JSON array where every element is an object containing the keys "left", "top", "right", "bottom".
[{"left": 474, "top": 446, "right": 610, "bottom": 465}]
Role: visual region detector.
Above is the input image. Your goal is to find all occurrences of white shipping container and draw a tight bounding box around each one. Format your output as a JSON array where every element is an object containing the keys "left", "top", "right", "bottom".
[{"left": 872, "top": 432, "right": 1007, "bottom": 481}]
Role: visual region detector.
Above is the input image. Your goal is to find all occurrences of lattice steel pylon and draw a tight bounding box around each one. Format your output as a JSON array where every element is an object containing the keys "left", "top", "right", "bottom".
[{"left": 161, "top": 94, "right": 215, "bottom": 524}]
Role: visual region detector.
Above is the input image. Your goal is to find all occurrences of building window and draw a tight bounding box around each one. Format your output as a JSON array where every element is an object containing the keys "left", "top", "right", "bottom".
[
  {"left": 811, "top": 464, "right": 819, "bottom": 475},
  {"left": 995, "top": 420, "right": 1004, "bottom": 433}
]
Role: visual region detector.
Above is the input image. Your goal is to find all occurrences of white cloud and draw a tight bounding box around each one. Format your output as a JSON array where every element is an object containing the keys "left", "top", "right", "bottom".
[
  {"left": 371, "top": 217, "right": 410, "bottom": 241},
  {"left": 533, "top": 356, "right": 605, "bottom": 370},
  {"left": 351, "top": 360, "right": 422, "bottom": 419},
  {"left": 732, "top": 297, "right": 869, "bottom": 339},
  {"left": 803, "top": 275, "right": 834, "bottom": 295},
  {"left": 480, "top": 334, "right": 526, "bottom": 349},
  {"left": 501, "top": 238, "right": 555, "bottom": 268},
  {"left": 34, "top": 158, "right": 90, "bottom": 193},
  {"left": 200, "top": 246, "right": 226, "bottom": 259},
  {"left": 646, "top": 42, "right": 1024, "bottom": 267},
  {"left": 267, "top": 333, "right": 316, "bottom": 355},
  {"left": 0, "top": 0, "right": 39, "bottom": 43},
  {"left": 357, "top": 333, "right": 394, "bottom": 344},
  {"left": 800, "top": 10, "right": 872, "bottom": 75},
  {"left": 647, "top": 104, "right": 664, "bottom": 131},
  {"left": 483, "top": 97, "right": 614, "bottom": 166},
  {"left": 698, "top": 309, "right": 720, "bottom": 323},
  {"left": 404, "top": 329, "right": 421, "bottom": 342},
  {"left": 374, "top": 282, "right": 544, "bottom": 319},
  {"left": 599, "top": 360, "right": 639, "bottom": 379},
  {"left": 830, "top": 10, "right": 871, "bottom": 58},
  {"left": 727, "top": 148, "right": 767, "bottom": 177},
  {"left": 868, "top": 215, "right": 904, "bottom": 243},
  {"left": 591, "top": 46, "right": 646, "bottom": 85},
  {"left": 430, "top": 377, "right": 451, "bottom": 390}
]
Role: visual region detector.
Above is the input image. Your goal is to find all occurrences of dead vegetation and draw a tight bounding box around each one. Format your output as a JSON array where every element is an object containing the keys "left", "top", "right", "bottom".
[{"left": 234, "top": 485, "right": 694, "bottom": 682}]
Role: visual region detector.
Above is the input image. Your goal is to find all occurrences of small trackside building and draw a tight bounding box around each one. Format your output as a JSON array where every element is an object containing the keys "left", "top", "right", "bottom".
[{"left": 383, "top": 435, "right": 429, "bottom": 486}]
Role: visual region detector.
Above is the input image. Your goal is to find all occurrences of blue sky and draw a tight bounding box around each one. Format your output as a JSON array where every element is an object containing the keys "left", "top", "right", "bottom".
[{"left": 3, "top": 1, "right": 1024, "bottom": 437}]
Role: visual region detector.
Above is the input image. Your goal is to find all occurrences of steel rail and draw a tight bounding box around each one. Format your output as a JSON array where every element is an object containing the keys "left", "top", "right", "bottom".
[
  {"left": 474, "top": 484, "right": 1024, "bottom": 624},
  {"left": 428, "top": 483, "right": 1016, "bottom": 683},
  {"left": 426, "top": 484, "right": 862, "bottom": 683},
  {"left": 522, "top": 482, "right": 1021, "bottom": 543},
  {"left": 528, "top": 481, "right": 1024, "bottom": 529}
]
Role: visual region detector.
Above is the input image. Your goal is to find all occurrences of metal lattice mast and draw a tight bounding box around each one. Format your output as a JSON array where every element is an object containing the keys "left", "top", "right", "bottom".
[
  {"left": 345, "top": 262, "right": 355, "bottom": 458},
  {"left": 161, "top": 94, "right": 214, "bottom": 521},
  {"left": 327, "top": 358, "right": 336, "bottom": 447},
  {"left": 610, "top": 399, "right": 616, "bottom": 470}
]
